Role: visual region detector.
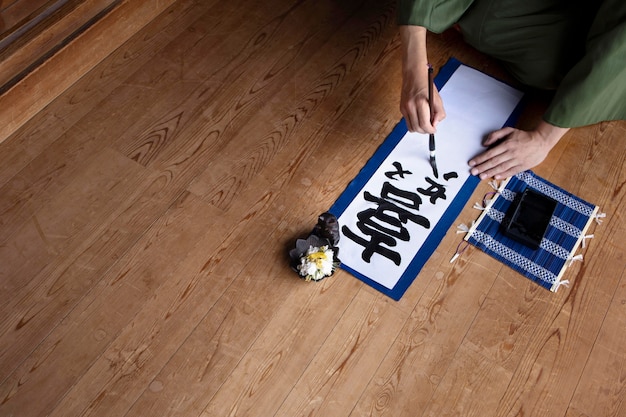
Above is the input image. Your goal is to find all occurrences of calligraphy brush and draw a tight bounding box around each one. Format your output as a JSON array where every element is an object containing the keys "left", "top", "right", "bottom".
[{"left": 427, "top": 64, "right": 439, "bottom": 178}]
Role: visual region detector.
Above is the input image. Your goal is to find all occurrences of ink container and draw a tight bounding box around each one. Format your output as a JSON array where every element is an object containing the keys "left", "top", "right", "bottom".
[{"left": 501, "top": 187, "right": 557, "bottom": 250}]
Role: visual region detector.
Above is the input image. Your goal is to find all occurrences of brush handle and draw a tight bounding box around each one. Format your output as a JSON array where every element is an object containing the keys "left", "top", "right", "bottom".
[
  {"left": 428, "top": 65, "right": 434, "bottom": 123},
  {"left": 427, "top": 65, "right": 435, "bottom": 150}
]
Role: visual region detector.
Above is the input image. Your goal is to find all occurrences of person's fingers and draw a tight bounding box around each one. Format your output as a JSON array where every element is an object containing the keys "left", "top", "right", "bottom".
[
  {"left": 469, "top": 140, "right": 527, "bottom": 179},
  {"left": 431, "top": 103, "right": 445, "bottom": 128},
  {"left": 474, "top": 157, "right": 519, "bottom": 180},
  {"left": 491, "top": 165, "right": 523, "bottom": 180},
  {"left": 468, "top": 143, "right": 506, "bottom": 169},
  {"left": 432, "top": 89, "right": 446, "bottom": 127},
  {"left": 401, "top": 99, "right": 418, "bottom": 132},
  {"left": 432, "top": 109, "right": 445, "bottom": 128},
  {"left": 417, "top": 103, "right": 434, "bottom": 133},
  {"left": 401, "top": 98, "right": 435, "bottom": 134},
  {"left": 401, "top": 85, "right": 445, "bottom": 133},
  {"left": 401, "top": 104, "right": 413, "bottom": 132}
]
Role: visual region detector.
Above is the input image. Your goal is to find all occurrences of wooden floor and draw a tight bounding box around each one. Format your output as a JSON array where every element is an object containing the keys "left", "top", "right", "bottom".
[{"left": 1, "top": 0, "right": 625, "bottom": 416}]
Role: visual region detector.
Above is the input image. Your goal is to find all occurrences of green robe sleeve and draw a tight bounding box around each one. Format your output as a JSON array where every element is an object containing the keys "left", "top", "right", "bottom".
[
  {"left": 397, "top": 0, "right": 474, "bottom": 33},
  {"left": 398, "top": 0, "right": 625, "bottom": 127},
  {"left": 544, "top": 0, "right": 626, "bottom": 127}
]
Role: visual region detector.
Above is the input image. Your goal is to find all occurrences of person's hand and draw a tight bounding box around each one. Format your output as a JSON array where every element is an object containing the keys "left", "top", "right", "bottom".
[
  {"left": 468, "top": 122, "right": 569, "bottom": 180},
  {"left": 400, "top": 72, "right": 446, "bottom": 133}
]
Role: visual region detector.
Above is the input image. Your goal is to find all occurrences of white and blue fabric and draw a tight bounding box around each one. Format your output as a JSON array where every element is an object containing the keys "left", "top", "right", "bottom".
[{"left": 465, "top": 171, "right": 599, "bottom": 291}]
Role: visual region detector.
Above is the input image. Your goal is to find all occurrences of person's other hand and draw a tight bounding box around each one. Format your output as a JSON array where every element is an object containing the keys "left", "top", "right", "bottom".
[{"left": 468, "top": 122, "right": 568, "bottom": 180}]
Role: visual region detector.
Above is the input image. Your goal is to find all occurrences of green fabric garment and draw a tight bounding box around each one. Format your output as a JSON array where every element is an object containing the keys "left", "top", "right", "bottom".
[
  {"left": 398, "top": 0, "right": 626, "bottom": 127},
  {"left": 397, "top": 0, "right": 473, "bottom": 33}
]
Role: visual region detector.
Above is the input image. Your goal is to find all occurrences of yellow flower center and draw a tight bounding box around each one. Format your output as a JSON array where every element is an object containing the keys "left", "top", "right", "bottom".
[
  {"left": 308, "top": 251, "right": 328, "bottom": 262},
  {"left": 308, "top": 251, "right": 328, "bottom": 269}
]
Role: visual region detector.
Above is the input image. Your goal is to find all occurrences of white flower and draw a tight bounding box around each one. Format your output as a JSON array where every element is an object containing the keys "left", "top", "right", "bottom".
[{"left": 297, "top": 245, "right": 336, "bottom": 281}]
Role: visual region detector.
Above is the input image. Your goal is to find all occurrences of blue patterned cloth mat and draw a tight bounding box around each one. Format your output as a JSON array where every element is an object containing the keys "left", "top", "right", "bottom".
[{"left": 464, "top": 171, "right": 600, "bottom": 291}]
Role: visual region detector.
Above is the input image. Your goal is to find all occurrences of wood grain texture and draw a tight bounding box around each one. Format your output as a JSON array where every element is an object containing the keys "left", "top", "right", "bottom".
[
  {"left": 0, "top": 0, "right": 178, "bottom": 144},
  {"left": 0, "top": 0, "right": 119, "bottom": 90},
  {"left": 0, "top": 0, "right": 55, "bottom": 39},
  {"left": 0, "top": 0, "right": 625, "bottom": 416}
]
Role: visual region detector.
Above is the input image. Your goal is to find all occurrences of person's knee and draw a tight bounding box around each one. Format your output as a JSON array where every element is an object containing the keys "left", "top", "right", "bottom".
[{"left": 456, "top": 0, "right": 587, "bottom": 90}]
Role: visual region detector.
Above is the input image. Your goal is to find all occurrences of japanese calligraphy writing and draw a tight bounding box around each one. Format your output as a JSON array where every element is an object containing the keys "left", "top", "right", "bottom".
[
  {"left": 342, "top": 161, "right": 458, "bottom": 265},
  {"left": 385, "top": 161, "right": 412, "bottom": 180}
]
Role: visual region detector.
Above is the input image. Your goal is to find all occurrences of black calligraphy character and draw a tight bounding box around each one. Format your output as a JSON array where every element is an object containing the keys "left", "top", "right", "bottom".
[
  {"left": 417, "top": 177, "right": 448, "bottom": 204},
  {"left": 417, "top": 172, "right": 458, "bottom": 204},
  {"left": 364, "top": 182, "right": 430, "bottom": 228},
  {"left": 385, "top": 161, "right": 412, "bottom": 180},
  {"left": 342, "top": 182, "right": 432, "bottom": 265},
  {"left": 342, "top": 223, "right": 401, "bottom": 265}
]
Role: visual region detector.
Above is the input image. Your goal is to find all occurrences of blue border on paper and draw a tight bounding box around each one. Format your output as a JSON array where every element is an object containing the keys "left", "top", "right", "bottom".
[{"left": 328, "top": 58, "right": 526, "bottom": 300}]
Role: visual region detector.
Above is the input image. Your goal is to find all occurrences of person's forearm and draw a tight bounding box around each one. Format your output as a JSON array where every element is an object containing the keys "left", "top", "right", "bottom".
[
  {"left": 400, "top": 25, "right": 428, "bottom": 82},
  {"left": 535, "top": 119, "right": 569, "bottom": 148},
  {"left": 399, "top": 25, "right": 446, "bottom": 132}
]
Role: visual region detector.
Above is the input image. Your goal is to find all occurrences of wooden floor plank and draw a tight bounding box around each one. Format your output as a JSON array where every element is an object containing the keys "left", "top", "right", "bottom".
[
  {"left": 0, "top": 0, "right": 214, "bottom": 236},
  {"left": 349, "top": 251, "right": 501, "bottom": 416},
  {"left": 0, "top": 190, "right": 219, "bottom": 416},
  {"left": 188, "top": 0, "right": 398, "bottom": 211},
  {"left": 111, "top": 0, "right": 298, "bottom": 166},
  {"left": 198, "top": 266, "right": 360, "bottom": 417},
  {"left": 273, "top": 289, "right": 407, "bottom": 417},
  {"left": 45, "top": 184, "right": 283, "bottom": 417},
  {"left": 566, "top": 266, "right": 626, "bottom": 417},
  {"left": 122, "top": 178, "right": 357, "bottom": 417},
  {"left": 420, "top": 342, "right": 513, "bottom": 417},
  {"left": 0, "top": 148, "right": 149, "bottom": 380},
  {"left": 114, "top": 14, "right": 408, "bottom": 410}
]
